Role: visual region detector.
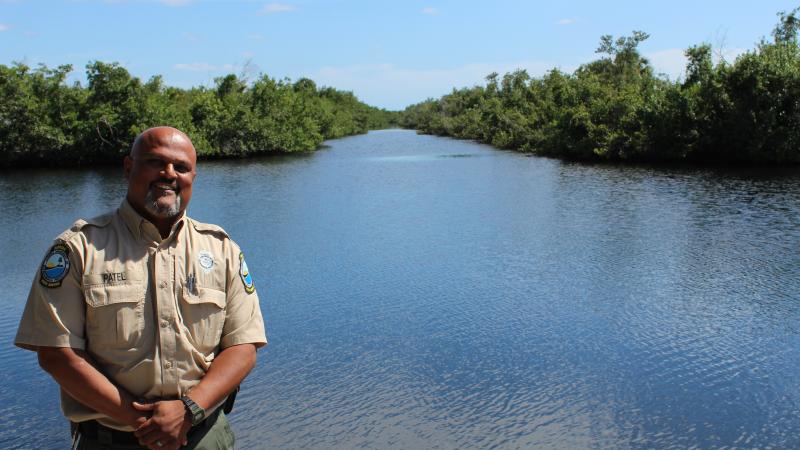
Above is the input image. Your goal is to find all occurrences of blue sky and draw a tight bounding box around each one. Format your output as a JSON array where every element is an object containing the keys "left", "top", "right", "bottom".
[{"left": 2, "top": 0, "right": 798, "bottom": 109}]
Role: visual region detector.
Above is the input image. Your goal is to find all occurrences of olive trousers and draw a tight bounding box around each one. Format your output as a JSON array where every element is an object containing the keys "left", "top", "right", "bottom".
[{"left": 71, "top": 412, "right": 235, "bottom": 450}]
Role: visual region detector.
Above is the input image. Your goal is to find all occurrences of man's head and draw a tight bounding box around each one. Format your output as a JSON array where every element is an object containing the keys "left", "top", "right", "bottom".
[{"left": 124, "top": 127, "right": 197, "bottom": 227}]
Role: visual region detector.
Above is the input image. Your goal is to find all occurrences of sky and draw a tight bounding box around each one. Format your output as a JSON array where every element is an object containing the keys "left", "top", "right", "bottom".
[{"left": 2, "top": 0, "right": 799, "bottom": 110}]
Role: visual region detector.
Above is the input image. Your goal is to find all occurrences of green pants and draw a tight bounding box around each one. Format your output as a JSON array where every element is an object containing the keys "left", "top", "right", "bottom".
[{"left": 72, "top": 411, "right": 235, "bottom": 450}]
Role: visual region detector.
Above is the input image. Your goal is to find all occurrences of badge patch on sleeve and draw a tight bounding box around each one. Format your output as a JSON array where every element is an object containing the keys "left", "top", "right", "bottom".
[
  {"left": 40, "top": 243, "right": 70, "bottom": 288},
  {"left": 239, "top": 252, "right": 255, "bottom": 294}
]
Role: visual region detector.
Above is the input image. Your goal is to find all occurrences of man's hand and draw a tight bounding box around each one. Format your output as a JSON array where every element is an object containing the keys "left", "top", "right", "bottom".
[{"left": 133, "top": 400, "right": 191, "bottom": 450}]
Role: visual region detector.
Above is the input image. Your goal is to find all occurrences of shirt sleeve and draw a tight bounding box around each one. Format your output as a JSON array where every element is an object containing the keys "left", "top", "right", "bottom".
[
  {"left": 220, "top": 239, "right": 267, "bottom": 349},
  {"left": 15, "top": 239, "right": 87, "bottom": 351}
]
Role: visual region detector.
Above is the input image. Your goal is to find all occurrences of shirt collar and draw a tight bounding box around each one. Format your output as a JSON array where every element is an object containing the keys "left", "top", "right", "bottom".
[{"left": 118, "top": 199, "right": 187, "bottom": 243}]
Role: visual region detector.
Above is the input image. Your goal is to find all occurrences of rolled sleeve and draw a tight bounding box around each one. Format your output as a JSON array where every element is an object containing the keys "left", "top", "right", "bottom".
[
  {"left": 220, "top": 241, "right": 267, "bottom": 350},
  {"left": 15, "top": 241, "right": 86, "bottom": 351}
]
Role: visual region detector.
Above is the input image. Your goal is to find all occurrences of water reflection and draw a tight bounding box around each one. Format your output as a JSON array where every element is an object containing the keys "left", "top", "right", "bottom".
[{"left": 2, "top": 130, "right": 800, "bottom": 448}]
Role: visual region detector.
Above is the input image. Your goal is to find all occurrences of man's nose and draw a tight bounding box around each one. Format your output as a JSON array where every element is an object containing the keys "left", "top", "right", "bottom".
[{"left": 162, "top": 163, "right": 177, "bottom": 178}]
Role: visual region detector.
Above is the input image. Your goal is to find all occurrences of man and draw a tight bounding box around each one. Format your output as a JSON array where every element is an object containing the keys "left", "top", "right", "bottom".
[{"left": 15, "top": 126, "right": 267, "bottom": 449}]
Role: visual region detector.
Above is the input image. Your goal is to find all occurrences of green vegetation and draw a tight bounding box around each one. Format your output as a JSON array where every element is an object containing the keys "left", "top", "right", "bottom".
[
  {"left": 0, "top": 62, "right": 398, "bottom": 167},
  {"left": 402, "top": 9, "right": 800, "bottom": 164}
]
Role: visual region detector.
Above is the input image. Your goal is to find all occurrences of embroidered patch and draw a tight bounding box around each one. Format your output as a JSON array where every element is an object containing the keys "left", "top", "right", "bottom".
[
  {"left": 239, "top": 252, "right": 255, "bottom": 294},
  {"left": 40, "top": 243, "right": 70, "bottom": 288},
  {"left": 198, "top": 251, "right": 215, "bottom": 273}
]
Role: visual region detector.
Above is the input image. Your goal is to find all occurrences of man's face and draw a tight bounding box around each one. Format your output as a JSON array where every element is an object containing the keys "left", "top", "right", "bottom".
[{"left": 123, "top": 134, "right": 196, "bottom": 222}]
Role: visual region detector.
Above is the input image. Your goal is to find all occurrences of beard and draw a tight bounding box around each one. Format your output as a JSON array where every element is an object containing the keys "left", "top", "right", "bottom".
[{"left": 144, "top": 187, "right": 182, "bottom": 218}]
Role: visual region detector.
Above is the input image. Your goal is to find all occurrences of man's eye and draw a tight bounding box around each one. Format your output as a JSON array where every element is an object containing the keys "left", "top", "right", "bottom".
[{"left": 175, "top": 164, "right": 191, "bottom": 174}]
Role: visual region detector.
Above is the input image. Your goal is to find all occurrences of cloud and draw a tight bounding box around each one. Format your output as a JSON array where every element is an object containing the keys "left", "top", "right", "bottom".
[
  {"left": 248, "top": 33, "right": 265, "bottom": 40},
  {"left": 556, "top": 18, "right": 577, "bottom": 25},
  {"left": 646, "top": 48, "right": 686, "bottom": 80},
  {"left": 646, "top": 46, "right": 748, "bottom": 81},
  {"left": 421, "top": 7, "right": 438, "bottom": 15},
  {"left": 0, "top": 24, "right": 10, "bottom": 32},
  {"left": 100, "top": 0, "right": 192, "bottom": 5},
  {"left": 310, "top": 60, "right": 562, "bottom": 110},
  {"left": 258, "top": 3, "right": 295, "bottom": 15},
  {"left": 174, "top": 62, "right": 237, "bottom": 72}
]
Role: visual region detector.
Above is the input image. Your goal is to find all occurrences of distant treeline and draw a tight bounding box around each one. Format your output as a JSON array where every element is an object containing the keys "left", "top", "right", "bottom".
[
  {"left": 0, "top": 62, "right": 399, "bottom": 167},
  {"left": 401, "top": 9, "right": 800, "bottom": 164}
]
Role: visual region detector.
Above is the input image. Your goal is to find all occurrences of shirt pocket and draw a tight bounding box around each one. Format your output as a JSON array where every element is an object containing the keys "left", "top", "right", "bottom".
[
  {"left": 180, "top": 286, "right": 226, "bottom": 353},
  {"left": 83, "top": 281, "right": 146, "bottom": 348}
]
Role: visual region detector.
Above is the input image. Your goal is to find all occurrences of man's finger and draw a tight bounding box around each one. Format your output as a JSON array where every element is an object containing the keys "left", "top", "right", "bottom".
[
  {"left": 133, "top": 401, "right": 156, "bottom": 411},
  {"left": 134, "top": 418, "right": 157, "bottom": 435}
]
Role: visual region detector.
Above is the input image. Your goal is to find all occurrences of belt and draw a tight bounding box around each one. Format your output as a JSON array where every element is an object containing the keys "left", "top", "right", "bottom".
[{"left": 72, "top": 407, "right": 221, "bottom": 447}]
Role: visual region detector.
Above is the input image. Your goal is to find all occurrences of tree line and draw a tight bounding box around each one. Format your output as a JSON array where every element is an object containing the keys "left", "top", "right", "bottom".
[
  {"left": 401, "top": 9, "right": 800, "bottom": 164},
  {"left": 0, "top": 62, "right": 398, "bottom": 167}
]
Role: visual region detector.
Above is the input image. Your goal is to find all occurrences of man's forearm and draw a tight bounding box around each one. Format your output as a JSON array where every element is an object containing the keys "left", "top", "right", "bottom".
[
  {"left": 37, "top": 346, "right": 147, "bottom": 428},
  {"left": 185, "top": 343, "right": 257, "bottom": 410}
]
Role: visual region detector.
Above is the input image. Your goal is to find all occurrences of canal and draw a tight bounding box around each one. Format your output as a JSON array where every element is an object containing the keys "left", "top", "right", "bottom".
[{"left": 2, "top": 129, "right": 800, "bottom": 448}]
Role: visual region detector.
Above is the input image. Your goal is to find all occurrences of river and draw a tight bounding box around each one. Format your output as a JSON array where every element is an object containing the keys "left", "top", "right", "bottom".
[{"left": 2, "top": 129, "right": 800, "bottom": 448}]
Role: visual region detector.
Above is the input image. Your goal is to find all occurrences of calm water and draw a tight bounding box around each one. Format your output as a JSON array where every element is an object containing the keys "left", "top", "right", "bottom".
[{"left": 2, "top": 130, "right": 800, "bottom": 448}]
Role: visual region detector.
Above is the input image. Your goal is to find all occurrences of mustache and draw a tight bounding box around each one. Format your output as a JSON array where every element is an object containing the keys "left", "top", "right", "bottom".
[{"left": 149, "top": 179, "right": 179, "bottom": 192}]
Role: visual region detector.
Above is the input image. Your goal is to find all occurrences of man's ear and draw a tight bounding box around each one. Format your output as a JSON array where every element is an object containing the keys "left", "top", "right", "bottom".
[{"left": 123, "top": 155, "right": 133, "bottom": 180}]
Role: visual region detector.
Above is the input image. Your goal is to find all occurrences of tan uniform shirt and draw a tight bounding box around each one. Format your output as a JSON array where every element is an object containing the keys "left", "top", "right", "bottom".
[{"left": 15, "top": 200, "right": 267, "bottom": 431}]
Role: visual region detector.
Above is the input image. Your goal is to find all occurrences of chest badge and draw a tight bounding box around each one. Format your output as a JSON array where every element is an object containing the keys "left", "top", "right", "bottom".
[
  {"left": 198, "top": 251, "right": 215, "bottom": 273},
  {"left": 239, "top": 252, "right": 255, "bottom": 294},
  {"left": 40, "top": 243, "right": 70, "bottom": 288}
]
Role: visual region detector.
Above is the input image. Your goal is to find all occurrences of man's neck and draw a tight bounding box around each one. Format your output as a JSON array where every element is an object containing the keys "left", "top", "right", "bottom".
[{"left": 127, "top": 200, "right": 181, "bottom": 239}]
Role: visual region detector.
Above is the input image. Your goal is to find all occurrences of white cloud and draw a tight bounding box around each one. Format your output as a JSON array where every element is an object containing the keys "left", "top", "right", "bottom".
[
  {"left": 421, "top": 7, "right": 438, "bottom": 15},
  {"left": 556, "top": 18, "right": 576, "bottom": 25},
  {"left": 0, "top": 24, "right": 10, "bottom": 32},
  {"left": 174, "top": 62, "right": 237, "bottom": 72},
  {"left": 101, "top": 0, "right": 192, "bottom": 5},
  {"left": 646, "top": 46, "right": 748, "bottom": 81},
  {"left": 258, "top": 3, "right": 295, "bottom": 15},
  {"left": 310, "top": 60, "right": 561, "bottom": 110},
  {"left": 647, "top": 48, "right": 686, "bottom": 80}
]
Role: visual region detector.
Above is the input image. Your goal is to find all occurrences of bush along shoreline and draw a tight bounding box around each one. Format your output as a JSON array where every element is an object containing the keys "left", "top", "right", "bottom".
[
  {"left": 401, "top": 9, "right": 800, "bottom": 165},
  {"left": 0, "top": 63, "right": 399, "bottom": 168}
]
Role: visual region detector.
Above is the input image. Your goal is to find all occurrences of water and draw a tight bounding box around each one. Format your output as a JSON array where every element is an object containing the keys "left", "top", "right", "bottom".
[{"left": 2, "top": 129, "right": 800, "bottom": 448}]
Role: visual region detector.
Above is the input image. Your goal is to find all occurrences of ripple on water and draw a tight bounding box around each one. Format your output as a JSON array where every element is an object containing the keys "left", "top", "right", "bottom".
[{"left": 4, "top": 131, "right": 800, "bottom": 448}]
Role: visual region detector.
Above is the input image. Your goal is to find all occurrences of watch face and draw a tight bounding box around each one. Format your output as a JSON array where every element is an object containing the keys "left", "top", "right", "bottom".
[
  {"left": 192, "top": 408, "right": 205, "bottom": 425},
  {"left": 183, "top": 397, "right": 206, "bottom": 425}
]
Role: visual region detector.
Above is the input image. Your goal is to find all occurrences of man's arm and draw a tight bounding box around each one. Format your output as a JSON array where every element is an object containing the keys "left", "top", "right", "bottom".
[
  {"left": 37, "top": 346, "right": 149, "bottom": 428},
  {"left": 186, "top": 342, "right": 257, "bottom": 409},
  {"left": 132, "top": 343, "right": 257, "bottom": 449}
]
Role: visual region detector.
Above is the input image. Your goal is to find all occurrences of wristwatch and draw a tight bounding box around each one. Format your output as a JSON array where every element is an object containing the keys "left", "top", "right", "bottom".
[{"left": 181, "top": 395, "right": 206, "bottom": 426}]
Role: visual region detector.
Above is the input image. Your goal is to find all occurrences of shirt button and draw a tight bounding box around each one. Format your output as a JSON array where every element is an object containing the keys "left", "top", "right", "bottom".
[
  {"left": 160, "top": 281, "right": 168, "bottom": 288},
  {"left": 164, "top": 361, "right": 172, "bottom": 369},
  {"left": 161, "top": 320, "right": 169, "bottom": 328}
]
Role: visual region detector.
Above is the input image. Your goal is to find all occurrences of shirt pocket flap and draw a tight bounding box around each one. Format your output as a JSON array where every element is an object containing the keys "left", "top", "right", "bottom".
[
  {"left": 84, "top": 284, "right": 144, "bottom": 308},
  {"left": 182, "top": 286, "right": 226, "bottom": 308}
]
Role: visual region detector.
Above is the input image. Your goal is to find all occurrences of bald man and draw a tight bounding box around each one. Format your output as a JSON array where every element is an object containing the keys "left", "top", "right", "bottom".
[{"left": 15, "top": 127, "right": 267, "bottom": 450}]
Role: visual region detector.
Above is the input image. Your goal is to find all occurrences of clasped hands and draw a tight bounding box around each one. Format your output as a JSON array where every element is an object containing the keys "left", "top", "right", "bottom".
[{"left": 132, "top": 400, "right": 192, "bottom": 450}]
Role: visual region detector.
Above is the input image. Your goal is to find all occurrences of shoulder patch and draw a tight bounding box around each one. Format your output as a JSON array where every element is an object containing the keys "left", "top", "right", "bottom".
[
  {"left": 191, "top": 219, "right": 230, "bottom": 238},
  {"left": 239, "top": 252, "right": 255, "bottom": 294},
  {"left": 40, "top": 243, "right": 71, "bottom": 288}
]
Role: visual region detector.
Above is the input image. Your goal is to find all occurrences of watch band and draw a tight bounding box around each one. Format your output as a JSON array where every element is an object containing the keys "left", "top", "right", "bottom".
[{"left": 181, "top": 395, "right": 206, "bottom": 426}]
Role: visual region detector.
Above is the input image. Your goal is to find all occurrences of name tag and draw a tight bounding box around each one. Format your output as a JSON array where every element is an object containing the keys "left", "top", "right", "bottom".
[{"left": 102, "top": 272, "right": 128, "bottom": 283}]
